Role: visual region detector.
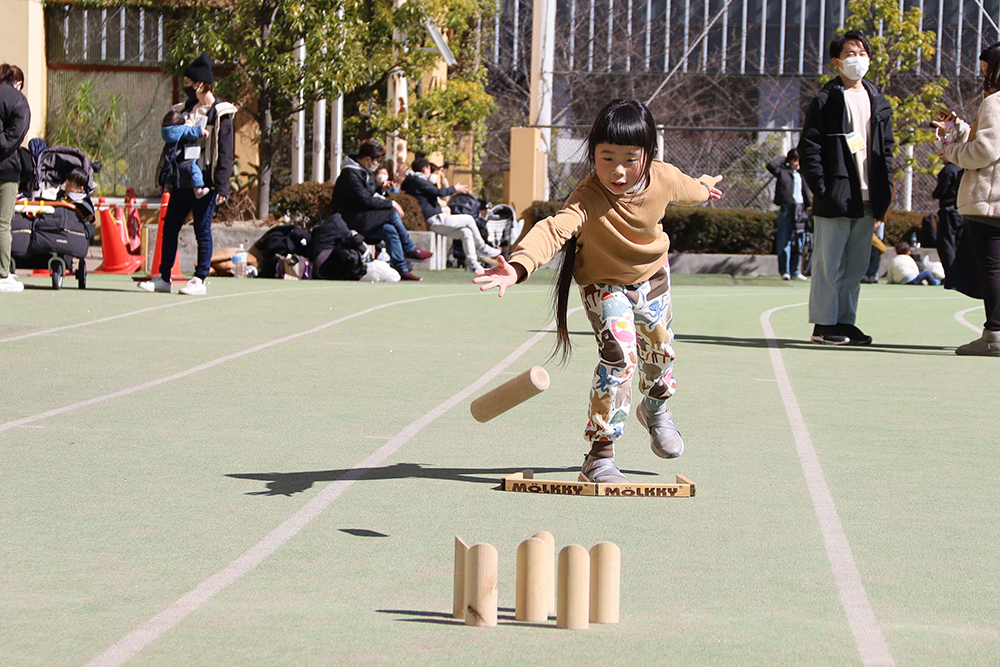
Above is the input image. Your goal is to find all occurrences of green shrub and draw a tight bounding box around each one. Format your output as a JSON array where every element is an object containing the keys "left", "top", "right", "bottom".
[
  {"left": 529, "top": 200, "right": 934, "bottom": 254},
  {"left": 269, "top": 184, "right": 426, "bottom": 232},
  {"left": 883, "top": 210, "right": 929, "bottom": 247},
  {"left": 271, "top": 182, "right": 335, "bottom": 224},
  {"left": 662, "top": 207, "right": 777, "bottom": 254}
]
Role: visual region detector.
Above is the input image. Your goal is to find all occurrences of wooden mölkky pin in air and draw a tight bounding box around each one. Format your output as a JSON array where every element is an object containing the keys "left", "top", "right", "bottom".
[{"left": 470, "top": 366, "right": 550, "bottom": 422}]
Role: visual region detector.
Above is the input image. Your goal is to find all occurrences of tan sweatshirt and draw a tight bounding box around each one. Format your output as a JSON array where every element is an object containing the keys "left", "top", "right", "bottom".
[{"left": 509, "top": 160, "right": 715, "bottom": 285}]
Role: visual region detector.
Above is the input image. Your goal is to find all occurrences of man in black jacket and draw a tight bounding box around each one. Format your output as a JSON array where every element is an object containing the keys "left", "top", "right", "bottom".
[
  {"left": 0, "top": 63, "right": 30, "bottom": 293},
  {"left": 766, "top": 148, "right": 811, "bottom": 280},
  {"left": 401, "top": 157, "right": 500, "bottom": 271},
  {"left": 798, "top": 30, "right": 894, "bottom": 345},
  {"left": 332, "top": 140, "right": 431, "bottom": 281}
]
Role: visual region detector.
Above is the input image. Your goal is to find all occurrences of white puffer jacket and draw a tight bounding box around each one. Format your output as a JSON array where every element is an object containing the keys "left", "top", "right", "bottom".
[{"left": 945, "top": 92, "right": 1000, "bottom": 217}]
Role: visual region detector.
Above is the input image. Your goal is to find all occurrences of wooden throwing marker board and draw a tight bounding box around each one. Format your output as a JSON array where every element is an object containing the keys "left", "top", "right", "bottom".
[{"left": 501, "top": 470, "right": 696, "bottom": 498}]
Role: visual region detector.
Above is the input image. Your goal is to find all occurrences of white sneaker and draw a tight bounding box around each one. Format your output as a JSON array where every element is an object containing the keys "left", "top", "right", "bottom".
[
  {"left": 479, "top": 244, "right": 503, "bottom": 258},
  {"left": 0, "top": 274, "right": 24, "bottom": 293},
  {"left": 179, "top": 277, "right": 207, "bottom": 295},
  {"left": 138, "top": 275, "right": 171, "bottom": 293},
  {"left": 794, "top": 273, "right": 809, "bottom": 281},
  {"left": 781, "top": 273, "right": 791, "bottom": 280}
]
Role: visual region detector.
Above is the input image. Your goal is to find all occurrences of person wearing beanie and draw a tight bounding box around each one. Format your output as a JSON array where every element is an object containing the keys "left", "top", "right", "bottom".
[{"left": 140, "top": 53, "right": 236, "bottom": 296}]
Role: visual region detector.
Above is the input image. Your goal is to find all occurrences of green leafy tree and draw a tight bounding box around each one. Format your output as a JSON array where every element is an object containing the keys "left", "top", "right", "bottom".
[
  {"left": 164, "top": 0, "right": 445, "bottom": 218},
  {"left": 359, "top": 0, "right": 495, "bottom": 178},
  {"left": 47, "top": 79, "right": 128, "bottom": 195},
  {"left": 838, "top": 0, "right": 946, "bottom": 177}
]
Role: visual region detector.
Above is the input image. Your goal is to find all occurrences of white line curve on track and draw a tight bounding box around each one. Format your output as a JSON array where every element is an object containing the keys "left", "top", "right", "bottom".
[{"left": 760, "top": 302, "right": 894, "bottom": 667}]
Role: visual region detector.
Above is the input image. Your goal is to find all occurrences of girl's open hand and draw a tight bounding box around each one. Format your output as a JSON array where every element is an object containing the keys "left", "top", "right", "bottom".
[
  {"left": 701, "top": 174, "right": 724, "bottom": 200},
  {"left": 472, "top": 255, "right": 518, "bottom": 297}
]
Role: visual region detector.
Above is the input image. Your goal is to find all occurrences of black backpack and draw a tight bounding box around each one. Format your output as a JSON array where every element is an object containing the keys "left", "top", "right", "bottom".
[{"left": 311, "top": 214, "right": 368, "bottom": 281}]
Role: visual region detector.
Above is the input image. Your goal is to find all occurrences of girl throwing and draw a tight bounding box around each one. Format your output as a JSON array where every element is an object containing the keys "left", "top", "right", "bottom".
[{"left": 474, "top": 99, "right": 722, "bottom": 483}]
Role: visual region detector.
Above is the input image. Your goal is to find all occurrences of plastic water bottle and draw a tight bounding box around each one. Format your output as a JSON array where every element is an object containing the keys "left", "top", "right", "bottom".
[{"left": 233, "top": 243, "right": 247, "bottom": 279}]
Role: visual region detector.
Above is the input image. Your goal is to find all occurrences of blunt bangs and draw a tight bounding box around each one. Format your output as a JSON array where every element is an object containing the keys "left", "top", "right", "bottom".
[{"left": 587, "top": 99, "right": 658, "bottom": 167}]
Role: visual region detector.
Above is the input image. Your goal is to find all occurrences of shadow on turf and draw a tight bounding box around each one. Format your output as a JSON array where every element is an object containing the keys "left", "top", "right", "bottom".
[
  {"left": 227, "top": 463, "right": 659, "bottom": 496},
  {"left": 376, "top": 608, "right": 556, "bottom": 629},
  {"left": 675, "top": 333, "right": 955, "bottom": 355}
]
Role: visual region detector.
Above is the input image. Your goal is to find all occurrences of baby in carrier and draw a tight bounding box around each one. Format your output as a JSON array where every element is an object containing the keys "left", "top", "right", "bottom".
[{"left": 160, "top": 110, "right": 210, "bottom": 198}]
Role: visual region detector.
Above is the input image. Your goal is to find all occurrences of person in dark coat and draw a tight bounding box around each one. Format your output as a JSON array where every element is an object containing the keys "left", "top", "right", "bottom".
[
  {"left": 0, "top": 63, "right": 30, "bottom": 293},
  {"left": 766, "top": 148, "right": 811, "bottom": 280},
  {"left": 139, "top": 53, "right": 236, "bottom": 296},
  {"left": 933, "top": 160, "right": 964, "bottom": 280},
  {"left": 332, "top": 139, "right": 431, "bottom": 281},
  {"left": 797, "top": 30, "right": 894, "bottom": 345}
]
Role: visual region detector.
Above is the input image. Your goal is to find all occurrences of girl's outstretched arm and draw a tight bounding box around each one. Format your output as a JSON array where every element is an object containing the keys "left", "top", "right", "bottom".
[
  {"left": 472, "top": 256, "right": 523, "bottom": 297},
  {"left": 700, "top": 174, "right": 724, "bottom": 200}
]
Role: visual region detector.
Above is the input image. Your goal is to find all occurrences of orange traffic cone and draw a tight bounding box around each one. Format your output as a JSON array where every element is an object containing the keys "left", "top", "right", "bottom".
[
  {"left": 140, "top": 192, "right": 185, "bottom": 282},
  {"left": 94, "top": 205, "right": 144, "bottom": 274}
]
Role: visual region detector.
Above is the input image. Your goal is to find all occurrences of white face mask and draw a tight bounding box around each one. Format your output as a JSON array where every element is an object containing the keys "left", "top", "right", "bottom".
[
  {"left": 67, "top": 191, "right": 86, "bottom": 201},
  {"left": 839, "top": 56, "right": 870, "bottom": 81}
]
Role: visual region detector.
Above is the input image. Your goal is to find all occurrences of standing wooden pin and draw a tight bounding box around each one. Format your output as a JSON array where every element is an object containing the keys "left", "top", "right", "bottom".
[
  {"left": 531, "top": 530, "right": 556, "bottom": 616},
  {"left": 470, "top": 366, "right": 550, "bottom": 422},
  {"left": 589, "top": 541, "right": 621, "bottom": 624},
  {"left": 453, "top": 536, "right": 469, "bottom": 619},
  {"left": 557, "top": 544, "right": 590, "bottom": 630},
  {"left": 464, "top": 543, "right": 498, "bottom": 627},
  {"left": 516, "top": 538, "right": 548, "bottom": 622}
]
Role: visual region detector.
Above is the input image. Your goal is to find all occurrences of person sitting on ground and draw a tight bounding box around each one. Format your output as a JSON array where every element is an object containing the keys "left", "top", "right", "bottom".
[
  {"left": 58, "top": 167, "right": 95, "bottom": 222},
  {"left": 401, "top": 157, "right": 501, "bottom": 272},
  {"left": 887, "top": 241, "right": 941, "bottom": 285},
  {"left": 160, "top": 109, "right": 211, "bottom": 199},
  {"left": 332, "top": 139, "right": 431, "bottom": 281}
]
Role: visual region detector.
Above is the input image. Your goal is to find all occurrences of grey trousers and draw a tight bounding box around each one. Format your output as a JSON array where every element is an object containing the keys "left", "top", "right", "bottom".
[
  {"left": 0, "top": 181, "right": 16, "bottom": 279},
  {"left": 808, "top": 205, "right": 874, "bottom": 325}
]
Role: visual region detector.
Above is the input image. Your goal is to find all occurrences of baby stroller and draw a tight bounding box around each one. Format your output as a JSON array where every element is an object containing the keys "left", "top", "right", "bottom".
[
  {"left": 11, "top": 146, "right": 98, "bottom": 289},
  {"left": 483, "top": 203, "right": 521, "bottom": 256}
]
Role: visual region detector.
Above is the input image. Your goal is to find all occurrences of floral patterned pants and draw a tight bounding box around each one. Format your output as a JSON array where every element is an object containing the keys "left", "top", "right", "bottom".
[{"left": 581, "top": 264, "right": 675, "bottom": 459}]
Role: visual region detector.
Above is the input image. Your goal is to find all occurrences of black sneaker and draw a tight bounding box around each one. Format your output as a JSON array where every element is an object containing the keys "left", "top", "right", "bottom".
[
  {"left": 837, "top": 323, "right": 872, "bottom": 346},
  {"left": 810, "top": 324, "right": 850, "bottom": 345}
]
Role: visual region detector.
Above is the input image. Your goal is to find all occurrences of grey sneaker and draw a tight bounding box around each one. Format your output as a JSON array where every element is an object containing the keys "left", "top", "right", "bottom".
[
  {"left": 579, "top": 457, "right": 629, "bottom": 483},
  {"left": 956, "top": 329, "right": 1000, "bottom": 356},
  {"left": 636, "top": 401, "right": 685, "bottom": 459},
  {"left": 138, "top": 275, "right": 171, "bottom": 293}
]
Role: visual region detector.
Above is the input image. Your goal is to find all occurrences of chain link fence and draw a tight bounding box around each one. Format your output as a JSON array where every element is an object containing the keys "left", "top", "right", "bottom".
[
  {"left": 544, "top": 125, "right": 941, "bottom": 212},
  {"left": 44, "top": 5, "right": 171, "bottom": 198}
]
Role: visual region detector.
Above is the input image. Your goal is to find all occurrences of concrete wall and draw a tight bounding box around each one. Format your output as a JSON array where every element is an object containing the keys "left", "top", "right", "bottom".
[{"left": 0, "top": 0, "right": 47, "bottom": 143}]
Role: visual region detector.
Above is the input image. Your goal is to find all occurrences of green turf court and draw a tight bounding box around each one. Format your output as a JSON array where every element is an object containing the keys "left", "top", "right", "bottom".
[{"left": 2, "top": 270, "right": 998, "bottom": 666}]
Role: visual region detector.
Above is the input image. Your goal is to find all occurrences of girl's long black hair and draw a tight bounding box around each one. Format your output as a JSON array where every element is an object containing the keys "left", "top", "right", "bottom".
[{"left": 550, "top": 99, "right": 658, "bottom": 365}]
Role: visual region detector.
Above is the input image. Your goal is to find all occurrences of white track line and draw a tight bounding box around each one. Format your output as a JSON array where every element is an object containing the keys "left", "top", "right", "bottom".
[
  {"left": 955, "top": 307, "right": 983, "bottom": 334},
  {"left": 0, "top": 292, "right": 463, "bottom": 434},
  {"left": 760, "top": 303, "right": 894, "bottom": 667},
  {"left": 0, "top": 285, "right": 352, "bottom": 345},
  {"left": 83, "top": 302, "right": 570, "bottom": 667}
]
